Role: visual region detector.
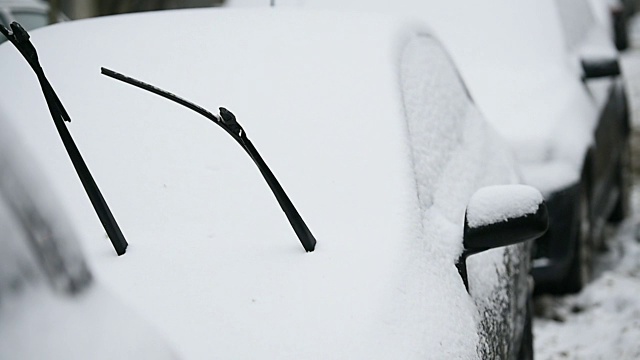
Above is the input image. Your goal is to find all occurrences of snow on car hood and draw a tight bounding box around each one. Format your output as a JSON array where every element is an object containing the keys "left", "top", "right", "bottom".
[{"left": 0, "top": 9, "right": 513, "bottom": 359}]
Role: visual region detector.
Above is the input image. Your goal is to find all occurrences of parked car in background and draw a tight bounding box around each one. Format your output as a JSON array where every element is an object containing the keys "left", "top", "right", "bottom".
[
  {"left": 546, "top": 0, "right": 630, "bottom": 294},
  {"left": 0, "top": 118, "right": 175, "bottom": 359},
  {"left": 0, "top": 8, "right": 546, "bottom": 359},
  {"left": 0, "top": 0, "right": 66, "bottom": 43},
  {"left": 589, "top": 0, "right": 632, "bottom": 50},
  {"left": 295, "top": 0, "right": 630, "bottom": 294}
]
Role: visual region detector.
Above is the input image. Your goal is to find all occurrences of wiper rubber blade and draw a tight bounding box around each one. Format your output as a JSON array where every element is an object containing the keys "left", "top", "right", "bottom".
[
  {"left": 1, "top": 22, "right": 128, "bottom": 256},
  {"left": 101, "top": 67, "right": 316, "bottom": 252}
]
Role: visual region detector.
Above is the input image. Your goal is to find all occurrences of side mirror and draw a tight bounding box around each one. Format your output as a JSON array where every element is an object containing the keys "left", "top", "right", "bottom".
[
  {"left": 457, "top": 185, "right": 548, "bottom": 291},
  {"left": 581, "top": 57, "right": 621, "bottom": 79}
]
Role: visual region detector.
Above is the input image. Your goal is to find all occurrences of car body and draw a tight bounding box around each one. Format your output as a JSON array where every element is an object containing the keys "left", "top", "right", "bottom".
[
  {"left": 0, "top": 8, "right": 544, "bottom": 359},
  {"left": 0, "top": 118, "right": 176, "bottom": 359},
  {"left": 291, "top": 0, "right": 630, "bottom": 294}
]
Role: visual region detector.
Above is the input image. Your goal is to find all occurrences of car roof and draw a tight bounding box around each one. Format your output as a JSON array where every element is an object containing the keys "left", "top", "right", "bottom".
[{"left": 0, "top": 8, "right": 487, "bottom": 358}]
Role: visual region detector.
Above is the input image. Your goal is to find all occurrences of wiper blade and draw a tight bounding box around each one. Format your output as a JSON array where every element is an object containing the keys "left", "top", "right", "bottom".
[
  {"left": 101, "top": 67, "right": 316, "bottom": 252},
  {"left": 0, "top": 22, "right": 128, "bottom": 255}
]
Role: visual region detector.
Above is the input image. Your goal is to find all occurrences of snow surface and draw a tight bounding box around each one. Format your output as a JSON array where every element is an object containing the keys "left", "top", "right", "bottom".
[
  {"left": 465, "top": 185, "right": 543, "bottom": 228},
  {"left": 534, "top": 214, "right": 640, "bottom": 359},
  {"left": 290, "top": 0, "right": 605, "bottom": 194},
  {"left": 0, "top": 285, "right": 177, "bottom": 360},
  {"left": 0, "top": 118, "right": 176, "bottom": 359},
  {"left": 0, "top": 8, "right": 529, "bottom": 359}
]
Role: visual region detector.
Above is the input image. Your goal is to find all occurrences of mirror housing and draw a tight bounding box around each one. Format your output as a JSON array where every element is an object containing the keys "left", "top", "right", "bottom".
[
  {"left": 581, "top": 57, "right": 621, "bottom": 79},
  {"left": 463, "top": 185, "right": 548, "bottom": 256},
  {"left": 457, "top": 185, "right": 548, "bottom": 290}
]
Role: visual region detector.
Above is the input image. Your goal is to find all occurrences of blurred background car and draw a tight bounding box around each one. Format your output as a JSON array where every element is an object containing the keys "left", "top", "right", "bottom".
[
  {"left": 541, "top": 0, "right": 630, "bottom": 294},
  {"left": 0, "top": 8, "right": 545, "bottom": 359},
  {"left": 0, "top": 118, "right": 176, "bottom": 359},
  {"left": 590, "top": 0, "right": 636, "bottom": 50}
]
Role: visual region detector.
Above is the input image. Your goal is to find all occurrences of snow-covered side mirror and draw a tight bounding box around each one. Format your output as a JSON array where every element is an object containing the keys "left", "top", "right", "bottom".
[
  {"left": 457, "top": 185, "right": 548, "bottom": 291},
  {"left": 463, "top": 185, "right": 548, "bottom": 255}
]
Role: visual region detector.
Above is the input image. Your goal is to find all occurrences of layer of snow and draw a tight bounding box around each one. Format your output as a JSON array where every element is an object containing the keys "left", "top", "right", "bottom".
[
  {"left": 465, "top": 185, "right": 543, "bottom": 228},
  {"left": 224, "top": 0, "right": 270, "bottom": 7},
  {"left": 0, "top": 8, "right": 525, "bottom": 359},
  {"left": 0, "top": 118, "right": 175, "bottom": 359},
  {"left": 294, "top": 0, "right": 602, "bottom": 194},
  {"left": 534, "top": 217, "right": 640, "bottom": 359},
  {"left": 519, "top": 161, "right": 581, "bottom": 196},
  {"left": 400, "top": 34, "right": 523, "bottom": 358},
  {"left": 0, "top": 284, "right": 177, "bottom": 360}
]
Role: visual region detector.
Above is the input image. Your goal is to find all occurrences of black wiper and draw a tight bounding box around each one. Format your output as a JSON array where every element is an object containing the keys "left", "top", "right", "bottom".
[
  {"left": 101, "top": 67, "right": 317, "bottom": 252},
  {"left": 0, "top": 22, "right": 128, "bottom": 255}
]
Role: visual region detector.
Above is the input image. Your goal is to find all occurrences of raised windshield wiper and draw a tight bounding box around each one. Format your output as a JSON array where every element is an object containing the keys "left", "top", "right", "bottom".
[
  {"left": 101, "top": 67, "right": 317, "bottom": 252},
  {"left": 0, "top": 22, "right": 128, "bottom": 255}
]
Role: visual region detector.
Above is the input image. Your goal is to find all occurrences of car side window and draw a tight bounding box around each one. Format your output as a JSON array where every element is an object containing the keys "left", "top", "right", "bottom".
[{"left": 400, "top": 35, "right": 474, "bottom": 208}]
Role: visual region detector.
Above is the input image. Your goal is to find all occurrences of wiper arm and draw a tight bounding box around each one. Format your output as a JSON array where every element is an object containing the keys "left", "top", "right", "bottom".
[
  {"left": 101, "top": 67, "right": 317, "bottom": 252},
  {"left": 0, "top": 22, "right": 128, "bottom": 255}
]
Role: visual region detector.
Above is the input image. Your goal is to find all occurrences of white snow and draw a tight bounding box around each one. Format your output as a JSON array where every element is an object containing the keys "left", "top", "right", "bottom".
[
  {"left": 465, "top": 185, "right": 543, "bottom": 228},
  {"left": 534, "top": 216, "right": 640, "bottom": 359},
  {"left": 0, "top": 8, "right": 527, "bottom": 359},
  {"left": 0, "top": 115, "right": 176, "bottom": 359},
  {"left": 519, "top": 160, "right": 581, "bottom": 196},
  {"left": 0, "top": 284, "right": 177, "bottom": 360}
]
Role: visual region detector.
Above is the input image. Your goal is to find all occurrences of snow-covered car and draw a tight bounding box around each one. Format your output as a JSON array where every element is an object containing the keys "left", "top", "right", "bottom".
[
  {"left": 0, "top": 9, "right": 547, "bottom": 359},
  {"left": 0, "top": 0, "right": 66, "bottom": 43},
  {"left": 294, "top": 0, "right": 630, "bottom": 294},
  {"left": 0, "top": 119, "right": 176, "bottom": 359},
  {"left": 588, "top": 0, "right": 631, "bottom": 50},
  {"left": 541, "top": 0, "right": 630, "bottom": 293}
]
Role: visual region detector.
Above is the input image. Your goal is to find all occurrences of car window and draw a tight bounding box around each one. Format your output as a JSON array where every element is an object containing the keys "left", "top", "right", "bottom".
[
  {"left": 11, "top": 10, "right": 48, "bottom": 31},
  {"left": 0, "top": 12, "right": 8, "bottom": 43},
  {"left": 401, "top": 35, "right": 473, "bottom": 207}
]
